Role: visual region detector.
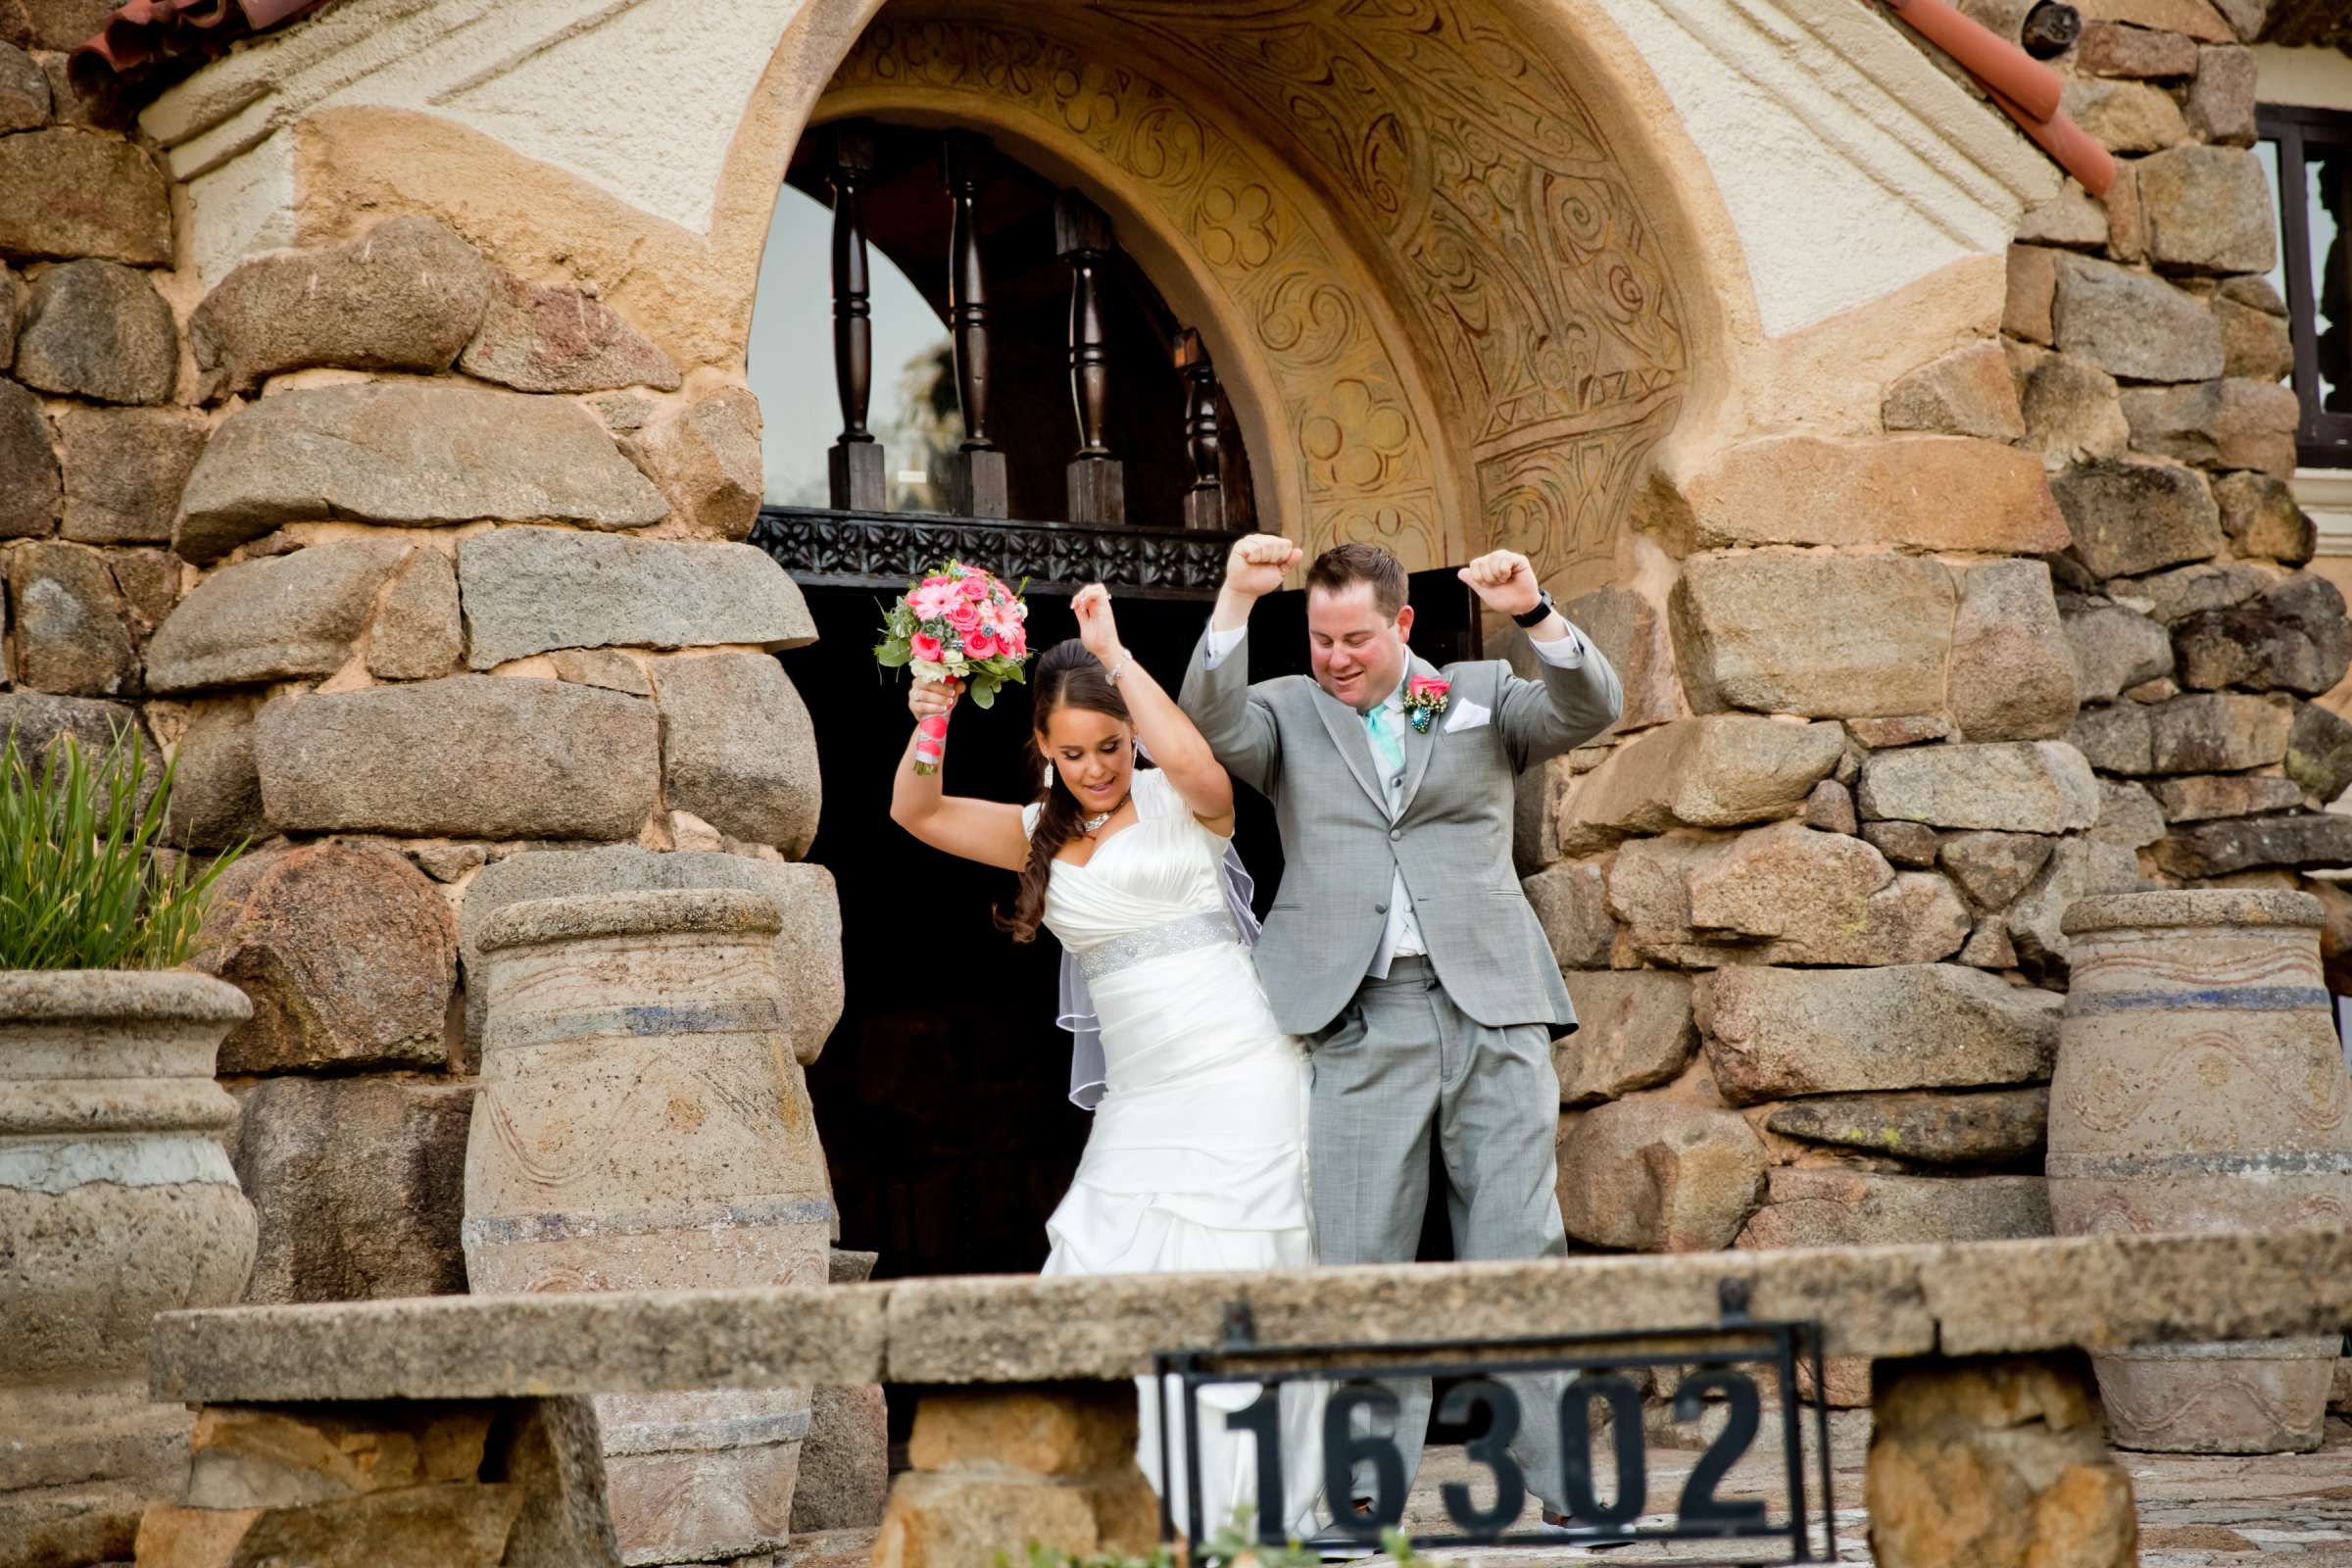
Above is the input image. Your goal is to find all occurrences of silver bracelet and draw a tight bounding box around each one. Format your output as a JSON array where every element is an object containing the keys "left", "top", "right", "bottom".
[{"left": 1106, "top": 650, "right": 1133, "bottom": 684}]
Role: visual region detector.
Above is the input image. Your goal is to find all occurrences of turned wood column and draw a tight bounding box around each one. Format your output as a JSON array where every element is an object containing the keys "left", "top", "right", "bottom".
[
  {"left": 826, "top": 121, "right": 886, "bottom": 512},
  {"left": 941, "top": 131, "right": 1007, "bottom": 519},
  {"left": 1056, "top": 190, "right": 1122, "bottom": 527},
  {"left": 1174, "top": 328, "right": 1225, "bottom": 532}
]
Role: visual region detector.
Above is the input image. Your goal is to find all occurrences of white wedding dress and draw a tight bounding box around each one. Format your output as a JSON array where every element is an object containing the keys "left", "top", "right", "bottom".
[{"left": 1027, "top": 766, "right": 1326, "bottom": 1541}]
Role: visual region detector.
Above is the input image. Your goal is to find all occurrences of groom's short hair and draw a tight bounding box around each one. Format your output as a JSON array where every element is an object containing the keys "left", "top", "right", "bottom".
[{"left": 1306, "top": 542, "right": 1407, "bottom": 619}]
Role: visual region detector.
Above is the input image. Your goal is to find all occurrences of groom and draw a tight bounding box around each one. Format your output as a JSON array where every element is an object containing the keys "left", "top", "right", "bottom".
[{"left": 1179, "top": 534, "right": 1622, "bottom": 1529}]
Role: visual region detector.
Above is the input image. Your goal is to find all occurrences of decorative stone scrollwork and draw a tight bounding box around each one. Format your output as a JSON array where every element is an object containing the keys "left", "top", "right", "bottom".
[
  {"left": 1102, "top": 0, "right": 1691, "bottom": 582},
  {"left": 827, "top": 21, "right": 1447, "bottom": 569}
]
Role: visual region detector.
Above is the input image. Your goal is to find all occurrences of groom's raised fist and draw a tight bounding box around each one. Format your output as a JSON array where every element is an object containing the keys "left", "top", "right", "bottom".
[
  {"left": 1457, "top": 550, "right": 1543, "bottom": 617},
  {"left": 1222, "top": 533, "right": 1301, "bottom": 601}
]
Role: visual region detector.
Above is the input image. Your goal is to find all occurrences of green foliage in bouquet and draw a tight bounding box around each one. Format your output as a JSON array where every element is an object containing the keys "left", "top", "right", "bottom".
[
  {"left": 0, "top": 728, "right": 243, "bottom": 971},
  {"left": 873, "top": 560, "right": 1033, "bottom": 710}
]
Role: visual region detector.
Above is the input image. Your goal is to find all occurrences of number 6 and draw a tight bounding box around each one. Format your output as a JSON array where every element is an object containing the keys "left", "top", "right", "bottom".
[{"left": 1322, "top": 1383, "right": 1407, "bottom": 1543}]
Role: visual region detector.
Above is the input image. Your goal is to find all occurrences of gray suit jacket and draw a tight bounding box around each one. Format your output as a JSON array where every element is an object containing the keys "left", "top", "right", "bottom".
[{"left": 1180, "top": 628, "right": 1622, "bottom": 1038}]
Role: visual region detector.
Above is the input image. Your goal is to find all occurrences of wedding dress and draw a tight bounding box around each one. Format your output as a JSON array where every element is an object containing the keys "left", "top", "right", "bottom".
[{"left": 1027, "top": 765, "right": 1326, "bottom": 1541}]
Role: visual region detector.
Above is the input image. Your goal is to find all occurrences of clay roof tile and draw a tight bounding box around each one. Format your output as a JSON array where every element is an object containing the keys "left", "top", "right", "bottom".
[{"left": 70, "top": 0, "right": 336, "bottom": 85}]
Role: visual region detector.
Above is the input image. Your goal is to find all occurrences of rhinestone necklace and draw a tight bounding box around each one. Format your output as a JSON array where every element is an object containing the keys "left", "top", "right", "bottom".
[{"left": 1080, "top": 798, "right": 1129, "bottom": 835}]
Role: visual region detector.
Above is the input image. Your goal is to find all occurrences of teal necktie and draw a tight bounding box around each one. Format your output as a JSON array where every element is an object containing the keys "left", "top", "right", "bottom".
[{"left": 1364, "top": 703, "right": 1405, "bottom": 781}]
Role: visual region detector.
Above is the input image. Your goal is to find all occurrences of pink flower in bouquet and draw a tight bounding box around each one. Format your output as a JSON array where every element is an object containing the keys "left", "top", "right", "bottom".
[{"left": 878, "top": 560, "right": 1033, "bottom": 764}]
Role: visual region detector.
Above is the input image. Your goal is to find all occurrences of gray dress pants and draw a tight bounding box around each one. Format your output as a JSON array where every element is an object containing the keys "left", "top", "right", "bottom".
[{"left": 1307, "top": 956, "right": 1572, "bottom": 1518}]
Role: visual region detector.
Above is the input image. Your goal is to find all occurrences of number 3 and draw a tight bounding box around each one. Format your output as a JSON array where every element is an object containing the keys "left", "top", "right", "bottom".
[{"left": 1437, "top": 1378, "right": 1526, "bottom": 1535}]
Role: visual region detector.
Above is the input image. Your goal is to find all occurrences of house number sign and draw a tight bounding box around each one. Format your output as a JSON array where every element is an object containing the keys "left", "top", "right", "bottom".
[{"left": 1152, "top": 1287, "right": 1837, "bottom": 1560}]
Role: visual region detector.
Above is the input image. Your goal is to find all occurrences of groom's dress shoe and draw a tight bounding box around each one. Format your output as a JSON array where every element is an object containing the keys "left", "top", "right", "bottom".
[
  {"left": 1301, "top": 1532, "right": 1380, "bottom": 1562},
  {"left": 1301, "top": 1501, "right": 1383, "bottom": 1561}
]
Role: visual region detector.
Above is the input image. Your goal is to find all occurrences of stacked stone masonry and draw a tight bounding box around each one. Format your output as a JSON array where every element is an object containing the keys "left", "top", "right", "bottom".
[
  {"left": 0, "top": 28, "right": 849, "bottom": 1518},
  {"left": 1525, "top": 0, "right": 2352, "bottom": 1412}
]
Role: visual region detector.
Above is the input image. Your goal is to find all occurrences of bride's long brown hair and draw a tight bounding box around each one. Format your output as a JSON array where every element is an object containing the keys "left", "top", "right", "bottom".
[{"left": 997, "top": 640, "right": 1132, "bottom": 944}]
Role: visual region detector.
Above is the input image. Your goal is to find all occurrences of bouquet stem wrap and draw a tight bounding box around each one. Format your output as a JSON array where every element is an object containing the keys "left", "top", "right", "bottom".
[
  {"left": 913, "top": 712, "right": 949, "bottom": 775},
  {"left": 876, "top": 561, "right": 1034, "bottom": 768}
]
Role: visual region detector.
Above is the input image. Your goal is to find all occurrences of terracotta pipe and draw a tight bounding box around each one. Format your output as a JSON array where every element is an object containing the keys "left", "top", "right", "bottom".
[
  {"left": 1985, "top": 83, "right": 2119, "bottom": 197},
  {"left": 1880, "top": 0, "right": 2064, "bottom": 123}
]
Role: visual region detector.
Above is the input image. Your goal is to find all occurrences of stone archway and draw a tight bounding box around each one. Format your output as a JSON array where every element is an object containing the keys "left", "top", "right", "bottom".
[{"left": 806, "top": 0, "right": 1693, "bottom": 586}]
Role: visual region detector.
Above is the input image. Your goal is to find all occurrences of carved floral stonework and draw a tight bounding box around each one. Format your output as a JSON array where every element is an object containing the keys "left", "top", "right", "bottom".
[
  {"left": 825, "top": 1, "right": 1690, "bottom": 585},
  {"left": 1101, "top": 0, "right": 1689, "bottom": 586},
  {"left": 827, "top": 20, "right": 1450, "bottom": 570}
]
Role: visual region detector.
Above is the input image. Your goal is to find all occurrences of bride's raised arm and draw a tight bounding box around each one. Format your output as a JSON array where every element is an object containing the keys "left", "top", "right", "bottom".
[
  {"left": 1070, "top": 584, "right": 1236, "bottom": 837},
  {"left": 887, "top": 676, "right": 1031, "bottom": 870}
]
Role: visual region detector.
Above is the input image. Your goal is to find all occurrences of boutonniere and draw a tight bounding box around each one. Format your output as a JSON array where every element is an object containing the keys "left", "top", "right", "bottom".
[{"left": 1403, "top": 675, "right": 1450, "bottom": 734}]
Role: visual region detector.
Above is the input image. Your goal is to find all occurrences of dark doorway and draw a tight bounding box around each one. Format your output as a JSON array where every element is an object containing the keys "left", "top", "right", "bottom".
[
  {"left": 782, "top": 570, "right": 1483, "bottom": 1283},
  {"left": 784, "top": 587, "right": 1278, "bottom": 1281}
]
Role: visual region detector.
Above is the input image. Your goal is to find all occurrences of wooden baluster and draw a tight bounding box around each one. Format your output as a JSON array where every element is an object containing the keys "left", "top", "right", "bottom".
[
  {"left": 826, "top": 121, "right": 886, "bottom": 512},
  {"left": 1173, "top": 327, "right": 1225, "bottom": 532},
  {"left": 941, "top": 131, "right": 1007, "bottom": 518},
  {"left": 1056, "top": 190, "right": 1123, "bottom": 526}
]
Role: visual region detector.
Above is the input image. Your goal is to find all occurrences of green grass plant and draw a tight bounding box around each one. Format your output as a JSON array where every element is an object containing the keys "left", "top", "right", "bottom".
[{"left": 0, "top": 726, "right": 241, "bottom": 971}]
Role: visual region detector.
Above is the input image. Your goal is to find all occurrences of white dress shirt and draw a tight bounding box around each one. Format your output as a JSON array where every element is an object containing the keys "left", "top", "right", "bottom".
[{"left": 1200, "top": 618, "right": 1589, "bottom": 980}]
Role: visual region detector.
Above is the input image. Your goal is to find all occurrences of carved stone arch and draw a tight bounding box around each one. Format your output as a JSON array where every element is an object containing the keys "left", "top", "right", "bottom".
[
  {"left": 813, "top": 16, "right": 1463, "bottom": 569},
  {"left": 144, "top": 0, "right": 2057, "bottom": 588}
]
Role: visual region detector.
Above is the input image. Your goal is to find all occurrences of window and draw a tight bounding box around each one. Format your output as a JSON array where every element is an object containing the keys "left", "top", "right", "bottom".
[{"left": 2260, "top": 105, "right": 2352, "bottom": 467}]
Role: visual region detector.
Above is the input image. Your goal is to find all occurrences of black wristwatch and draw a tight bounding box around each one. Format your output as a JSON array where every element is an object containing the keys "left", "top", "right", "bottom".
[{"left": 1511, "top": 589, "right": 1556, "bottom": 629}]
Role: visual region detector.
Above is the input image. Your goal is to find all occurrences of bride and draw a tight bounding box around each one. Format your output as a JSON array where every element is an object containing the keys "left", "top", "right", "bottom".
[{"left": 888, "top": 581, "right": 1325, "bottom": 1542}]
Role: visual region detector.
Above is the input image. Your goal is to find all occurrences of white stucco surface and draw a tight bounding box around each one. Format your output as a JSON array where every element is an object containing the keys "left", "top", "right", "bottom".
[
  {"left": 146, "top": 0, "right": 814, "bottom": 283},
  {"left": 2255, "top": 44, "right": 2352, "bottom": 112},
  {"left": 151, "top": 0, "right": 2055, "bottom": 334},
  {"left": 1590, "top": 0, "right": 2057, "bottom": 337}
]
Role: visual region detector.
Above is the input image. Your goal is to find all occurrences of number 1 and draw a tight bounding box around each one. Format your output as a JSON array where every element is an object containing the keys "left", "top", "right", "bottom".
[{"left": 1224, "top": 1384, "right": 1288, "bottom": 1544}]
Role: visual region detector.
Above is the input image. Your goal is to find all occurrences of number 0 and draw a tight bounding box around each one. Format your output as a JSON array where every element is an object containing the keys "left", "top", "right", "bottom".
[{"left": 1558, "top": 1376, "right": 1645, "bottom": 1528}]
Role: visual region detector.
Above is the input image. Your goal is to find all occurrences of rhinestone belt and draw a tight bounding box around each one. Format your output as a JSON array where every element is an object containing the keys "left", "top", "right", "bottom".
[{"left": 1075, "top": 910, "right": 1241, "bottom": 983}]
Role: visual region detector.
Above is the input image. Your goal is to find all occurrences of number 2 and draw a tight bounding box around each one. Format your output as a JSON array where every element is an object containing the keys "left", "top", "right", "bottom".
[{"left": 1673, "top": 1371, "right": 1768, "bottom": 1526}]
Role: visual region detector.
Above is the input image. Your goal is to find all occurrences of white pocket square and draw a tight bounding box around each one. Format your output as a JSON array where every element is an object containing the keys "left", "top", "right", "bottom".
[{"left": 1444, "top": 700, "right": 1492, "bottom": 733}]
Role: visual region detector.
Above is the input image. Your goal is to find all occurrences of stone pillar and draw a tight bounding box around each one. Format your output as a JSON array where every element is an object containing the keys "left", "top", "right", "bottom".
[
  {"left": 872, "top": 1386, "right": 1159, "bottom": 1568},
  {"left": 793, "top": 1249, "right": 891, "bottom": 1537},
  {"left": 0, "top": 199, "right": 852, "bottom": 1353},
  {"left": 133, "top": 1397, "right": 618, "bottom": 1568},
  {"left": 1866, "top": 1352, "right": 2135, "bottom": 1568}
]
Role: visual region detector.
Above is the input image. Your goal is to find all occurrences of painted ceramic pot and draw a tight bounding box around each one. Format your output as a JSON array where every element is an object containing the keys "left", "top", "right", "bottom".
[
  {"left": 0, "top": 969, "right": 256, "bottom": 1558},
  {"left": 465, "top": 890, "right": 831, "bottom": 1564},
  {"left": 2049, "top": 890, "right": 2352, "bottom": 1454}
]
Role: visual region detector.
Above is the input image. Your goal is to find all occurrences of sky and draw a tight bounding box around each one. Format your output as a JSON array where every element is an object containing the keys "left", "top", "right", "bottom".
[{"left": 746, "top": 182, "right": 956, "bottom": 510}]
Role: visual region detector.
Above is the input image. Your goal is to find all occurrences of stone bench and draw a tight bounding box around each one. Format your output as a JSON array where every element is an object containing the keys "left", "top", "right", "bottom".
[{"left": 137, "top": 1229, "right": 2352, "bottom": 1567}]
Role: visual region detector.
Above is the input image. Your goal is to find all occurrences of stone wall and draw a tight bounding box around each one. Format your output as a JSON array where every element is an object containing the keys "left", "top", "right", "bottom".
[
  {"left": 0, "top": 11, "right": 843, "bottom": 1309},
  {"left": 1524, "top": 0, "right": 2352, "bottom": 1403}
]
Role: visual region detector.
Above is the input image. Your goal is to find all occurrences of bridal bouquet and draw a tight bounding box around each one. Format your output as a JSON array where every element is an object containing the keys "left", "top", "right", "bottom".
[{"left": 876, "top": 560, "right": 1032, "bottom": 772}]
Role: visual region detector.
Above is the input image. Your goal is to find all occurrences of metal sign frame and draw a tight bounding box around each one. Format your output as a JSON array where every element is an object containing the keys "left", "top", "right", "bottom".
[{"left": 1152, "top": 1289, "right": 1837, "bottom": 1563}]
